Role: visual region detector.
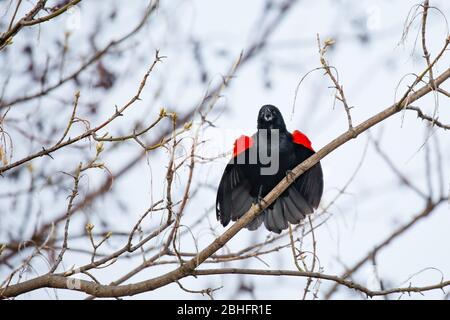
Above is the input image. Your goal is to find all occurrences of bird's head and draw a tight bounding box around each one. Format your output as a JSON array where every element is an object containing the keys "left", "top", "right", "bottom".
[{"left": 257, "top": 104, "right": 287, "bottom": 131}]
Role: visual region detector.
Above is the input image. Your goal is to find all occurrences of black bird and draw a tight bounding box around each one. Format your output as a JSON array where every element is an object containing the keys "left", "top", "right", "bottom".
[{"left": 216, "top": 104, "right": 323, "bottom": 233}]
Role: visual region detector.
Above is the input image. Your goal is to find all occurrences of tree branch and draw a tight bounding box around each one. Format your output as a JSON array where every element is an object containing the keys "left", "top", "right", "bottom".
[{"left": 2, "top": 57, "right": 450, "bottom": 298}]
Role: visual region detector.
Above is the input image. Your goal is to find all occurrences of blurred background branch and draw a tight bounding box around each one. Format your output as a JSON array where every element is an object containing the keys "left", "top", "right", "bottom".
[{"left": 0, "top": 0, "right": 450, "bottom": 300}]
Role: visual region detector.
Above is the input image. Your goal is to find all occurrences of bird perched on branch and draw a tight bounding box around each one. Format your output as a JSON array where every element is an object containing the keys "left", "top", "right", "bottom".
[{"left": 216, "top": 104, "right": 323, "bottom": 233}]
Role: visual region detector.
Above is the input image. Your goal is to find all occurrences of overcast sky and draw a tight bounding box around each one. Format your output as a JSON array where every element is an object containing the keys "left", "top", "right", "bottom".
[{"left": 1, "top": 0, "right": 450, "bottom": 299}]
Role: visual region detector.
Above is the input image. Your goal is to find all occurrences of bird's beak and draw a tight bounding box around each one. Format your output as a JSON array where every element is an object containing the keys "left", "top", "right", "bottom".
[{"left": 263, "top": 109, "right": 273, "bottom": 122}]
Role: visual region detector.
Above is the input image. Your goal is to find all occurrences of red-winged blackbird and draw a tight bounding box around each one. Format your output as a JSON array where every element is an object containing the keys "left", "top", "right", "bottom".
[{"left": 216, "top": 105, "right": 323, "bottom": 233}]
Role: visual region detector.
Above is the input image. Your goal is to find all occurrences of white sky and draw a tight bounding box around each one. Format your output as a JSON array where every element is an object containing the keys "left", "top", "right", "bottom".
[{"left": 1, "top": 0, "right": 450, "bottom": 299}]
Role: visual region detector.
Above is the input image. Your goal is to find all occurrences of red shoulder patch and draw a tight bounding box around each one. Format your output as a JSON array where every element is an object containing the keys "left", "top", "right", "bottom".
[
  {"left": 292, "top": 130, "right": 314, "bottom": 151},
  {"left": 233, "top": 135, "right": 254, "bottom": 157}
]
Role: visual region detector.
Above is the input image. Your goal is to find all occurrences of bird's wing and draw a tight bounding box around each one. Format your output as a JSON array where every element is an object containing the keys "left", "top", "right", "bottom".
[
  {"left": 261, "top": 131, "right": 322, "bottom": 234},
  {"left": 216, "top": 131, "right": 323, "bottom": 234},
  {"left": 245, "top": 130, "right": 323, "bottom": 234},
  {"left": 264, "top": 186, "right": 316, "bottom": 234},
  {"left": 291, "top": 130, "right": 324, "bottom": 209},
  {"left": 216, "top": 135, "right": 260, "bottom": 228},
  {"left": 263, "top": 199, "right": 288, "bottom": 234}
]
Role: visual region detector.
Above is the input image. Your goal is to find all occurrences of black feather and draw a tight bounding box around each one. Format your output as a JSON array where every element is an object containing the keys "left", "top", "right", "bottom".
[{"left": 216, "top": 104, "right": 324, "bottom": 233}]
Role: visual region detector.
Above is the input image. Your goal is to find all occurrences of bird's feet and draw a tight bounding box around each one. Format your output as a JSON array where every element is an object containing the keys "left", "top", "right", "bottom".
[
  {"left": 253, "top": 195, "right": 268, "bottom": 212},
  {"left": 286, "top": 169, "right": 296, "bottom": 182}
]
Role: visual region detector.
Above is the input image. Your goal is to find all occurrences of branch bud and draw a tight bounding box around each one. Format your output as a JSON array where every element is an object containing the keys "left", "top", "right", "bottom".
[
  {"left": 324, "top": 38, "right": 335, "bottom": 47},
  {"left": 85, "top": 223, "right": 94, "bottom": 233},
  {"left": 96, "top": 141, "right": 104, "bottom": 154},
  {"left": 184, "top": 121, "right": 192, "bottom": 130}
]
